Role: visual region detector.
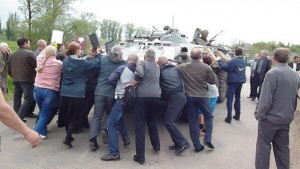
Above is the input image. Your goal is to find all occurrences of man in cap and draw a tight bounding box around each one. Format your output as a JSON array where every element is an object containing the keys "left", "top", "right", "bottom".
[{"left": 255, "top": 48, "right": 300, "bottom": 169}]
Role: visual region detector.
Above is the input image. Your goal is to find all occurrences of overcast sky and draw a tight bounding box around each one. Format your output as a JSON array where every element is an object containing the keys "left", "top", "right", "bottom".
[{"left": 0, "top": 0, "right": 299, "bottom": 45}]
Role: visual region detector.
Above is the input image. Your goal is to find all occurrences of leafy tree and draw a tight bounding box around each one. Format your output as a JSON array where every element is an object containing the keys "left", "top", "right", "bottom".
[
  {"left": 124, "top": 23, "right": 135, "bottom": 39},
  {"left": 100, "top": 19, "right": 123, "bottom": 43},
  {"left": 5, "top": 13, "right": 20, "bottom": 41},
  {"left": 135, "top": 26, "right": 151, "bottom": 37}
]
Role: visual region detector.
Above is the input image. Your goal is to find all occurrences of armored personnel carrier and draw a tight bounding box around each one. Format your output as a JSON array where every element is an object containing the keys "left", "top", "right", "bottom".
[{"left": 120, "top": 26, "right": 230, "bottom": 103}]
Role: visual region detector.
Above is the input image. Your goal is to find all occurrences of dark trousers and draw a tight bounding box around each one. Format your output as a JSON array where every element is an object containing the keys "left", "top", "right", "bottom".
[
  {"left": 89, "top": 95, "right": 115, "bottom": 140},
  {"left": 255, "top": 120, "right": 290, "bottom": 169},
  {"left": 165, "top": 92, "right": 187, "bottom": 147},
  {"left": 253, "top": 74, "right": 263, "bottom": 99},
  {"left": 226, "top": 82, "right": 243, "bottom": 120},
  {"left": 135, "top": 97, "right": 160, "bottom": 160},
  {"left": 58, "top": 96, "right": 85, "bottom": 141},
  {"left": 81, "top": 83, "right": 97, "bottom": 128},
  {"left": 13, "top": 82, "right": 36, "bottom": 120},
  {"left": 186, "top": 97, "right": 213, "bottom": 149},
  {"left": 250, "top": 74, "right": 256, "bottom": 97}
]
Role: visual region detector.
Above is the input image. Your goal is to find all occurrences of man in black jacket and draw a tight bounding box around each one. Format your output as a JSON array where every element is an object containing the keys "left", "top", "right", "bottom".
[
  {"left": 157, "top": 56, "right": 189, "bottom": 155},
  {"left": 252, "top": 50, "right": 272, "bottom": 101},
  {"left": 288, "top": 55, "right": 300, "bottom": 71},
  {"left": 8, "top": 38, "right": 37, "bottom": 121}
]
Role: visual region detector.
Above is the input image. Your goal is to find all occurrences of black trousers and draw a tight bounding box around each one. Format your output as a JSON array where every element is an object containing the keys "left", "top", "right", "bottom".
[
  {"left": 58, "top": 96, "right": 85, "bottom": 141},
  {"left": 253, "top": 74, "right": 263, "bottom": 99},
  {"left": 249, "top": 74, "right": 256, "bottom": 97},
  {"left": 81, "top": 83, "right": 97, "bottom": 128},
  {"left": 134, "top": 97, "right": 160, "bottom": 160},
  {"left": 13, "top": 82, "right": 36, "bottom": 120}
]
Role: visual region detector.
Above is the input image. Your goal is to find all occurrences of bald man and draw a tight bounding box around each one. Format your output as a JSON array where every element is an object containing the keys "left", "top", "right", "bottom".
[
  {"left": 255, "top": 48, "right": 300, "bottom": 169},
  {"left": 157, "top": 56, "right": 189, "bottom": 154},
  {"left": 101, "top": 54, "right": 139, "bottom": 161},
  {"left": 177, "top": 48, "right": 216, "bottom": 151}
]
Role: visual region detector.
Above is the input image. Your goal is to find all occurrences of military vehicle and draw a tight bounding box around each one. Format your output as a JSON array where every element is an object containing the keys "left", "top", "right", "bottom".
[{"left": 120, "top": 26, "right": 230, "bottom": 103}]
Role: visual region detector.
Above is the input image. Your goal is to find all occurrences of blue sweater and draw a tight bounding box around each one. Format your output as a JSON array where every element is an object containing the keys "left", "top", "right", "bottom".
[
  {"left": 218, "top": 57, "right": 246, "bottom": 83},
  {"left": 60, "top": 55, "right": 100, "bottom": 98}
]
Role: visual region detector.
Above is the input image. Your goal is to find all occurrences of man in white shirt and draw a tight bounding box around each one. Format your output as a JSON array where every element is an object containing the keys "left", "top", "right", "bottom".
[{"left": 288, "top": 55, "right": 300, "bottom": 71}]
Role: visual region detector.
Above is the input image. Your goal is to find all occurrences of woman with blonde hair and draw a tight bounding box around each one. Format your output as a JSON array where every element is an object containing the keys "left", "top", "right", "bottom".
[{"left": 34, "top": 45, "right": 63, "bottom": 138}]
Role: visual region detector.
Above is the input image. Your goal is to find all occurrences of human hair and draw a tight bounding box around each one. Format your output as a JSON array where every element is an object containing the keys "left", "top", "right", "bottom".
[
  {"left": 145, "top": 49, "right": 156, "bottom": 60},
  {"left": 294, "top": 56, "right": 299, "bottom": 59},
  {"left": 127, "top": 54, "right": 139, "bottom": 63},
  {"left": 36, "top": 46, "right": 57, "bottom": 73},
  {"left": 190, "top": 48, "right": 202, "bottom": 60},
  {"left": 0, "top": 42, "right": 8, "bottom": 50},
  {"left": 273, "top": 48, "right": 290, "bottom": 63},
  {"left": 17, "top": 37, "right": 29, "bottom": 47},
  {"left": 261, "top": 49, "right": 269, "bottom": 56},
  {"left": 235, "top": 48, "right": 243, "bottom": 56},
  {"left": 202, "top": 55, "right": 213, "bottom": 65},
  {"left": 37, "top": 39, "right": 47, "bottom": 47},
  {"left": 56, "top": 52, "right": 66, "bottom": 62},
  {"left": 66, "top": 42, "right": 80, "bottom": 56}
]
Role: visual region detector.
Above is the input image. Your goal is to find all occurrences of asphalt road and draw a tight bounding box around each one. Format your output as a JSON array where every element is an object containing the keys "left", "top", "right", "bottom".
[{"left": 0, "top": 67, "right": 299, "bottom": 169}]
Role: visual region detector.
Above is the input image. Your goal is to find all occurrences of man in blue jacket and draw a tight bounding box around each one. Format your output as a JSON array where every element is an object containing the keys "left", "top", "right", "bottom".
[{"left": 218, "top": 48, "right": 246, "bottom": 123}]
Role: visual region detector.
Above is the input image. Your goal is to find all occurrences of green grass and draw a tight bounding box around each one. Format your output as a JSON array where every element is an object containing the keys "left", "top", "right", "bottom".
[{"left": 0, "top": 35, "right": 18, "bottom": 100}]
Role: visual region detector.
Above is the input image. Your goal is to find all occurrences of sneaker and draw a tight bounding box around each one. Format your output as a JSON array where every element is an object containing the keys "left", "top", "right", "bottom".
[
  {"left": 101, "top": 130, "right": 108, "bottom": 144},
  {"left": 40, "top": 135, "right": 47, "bottom": 139},
  {"left": 101, "top": 154, "right": 120, "bottom": 161},
  {"left": 204, "top": 142, "right": 215, "bottom": 150}
]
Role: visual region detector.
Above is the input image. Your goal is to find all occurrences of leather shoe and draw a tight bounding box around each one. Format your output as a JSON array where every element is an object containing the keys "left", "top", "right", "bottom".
[
  {"left": 26, "top": 113, "right": 38, "bottom": 118},
  {"left": 101, "top": 130, "right": 108, "bottom": 144},
  {"left": 101, "top": 154, "right": 120, "bottom": 161},
  {"left": 204, "top": 142, "right": 215, "bottom": 150},
  {"left": 251, "top": 97, "right": 256, "bottom": 101},
  {"left": 63, "top": 139, "right": 72, "bottom": 148},
  {"left": 153, "top": 147, "right": 160, "bottom": 152},
  {"left": 233, "top": 115, "right": 240, "bottom": 121},
  {"left": 122, "top": 136, "right": 130, "bottom": 147},
  {"left": 133, "top": 155, "right": 145, "bottom": 164},
  {"left": 169, "top": 144, "right": 178, "bottom": 150},
  {"left": 194, "top": 145, "right": 205, "bottom": 152},
  {"left": 225, "top": 117, "right": 231, "bottom": 124},
  {"left": 247, "top": 96, "right": 252, "bottom": 98},
  {"left": 90, "top": 141, "right": 99, "bottom": 151},
  {"left": 175, "top": 142, "right": 190, "bottom": 154}
]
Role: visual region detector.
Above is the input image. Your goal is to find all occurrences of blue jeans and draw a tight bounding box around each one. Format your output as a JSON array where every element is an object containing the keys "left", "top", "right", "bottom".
[
  {"left": 226, "top": 83, "right": 243, "bottom": 120},
  {"left": 186, "top": 97, "right": 213, "bottom": 149},
  {"left": 107, "top": 99, "right": 128, "bottom": 156},
  {"left": 34, "top": 87, "right": 57, "bottom": 135}
]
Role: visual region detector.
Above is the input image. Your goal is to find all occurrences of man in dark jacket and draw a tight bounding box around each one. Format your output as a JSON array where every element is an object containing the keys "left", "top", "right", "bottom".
[
  {"left": 252, "top": 50, "right": 272, "bottom": 101},
  {"left": 8, "top": 38, "right": 37, "bottom": 121},
  {"left": 177, "top": 48, "right": 216, "bottom": 152},
  {"left": 218, "top": 48, "right": 246, "bottom": 123},
  {"left": 89, "top": 46, "right": 126, "bottom": 151},
  {"left": 157, "top": 56, "right": 189, "bottom": 155},
  {"left": 132, "top": 49, "right": 161, "bottom": 164},
  {"left": 288, "top": 55, "right": 300, "bottom": 71}
]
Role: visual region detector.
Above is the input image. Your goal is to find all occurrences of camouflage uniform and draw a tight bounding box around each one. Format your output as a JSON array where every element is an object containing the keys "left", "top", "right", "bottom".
[{"left": 0, "top": 51, "right": 9, "bottom": 93}]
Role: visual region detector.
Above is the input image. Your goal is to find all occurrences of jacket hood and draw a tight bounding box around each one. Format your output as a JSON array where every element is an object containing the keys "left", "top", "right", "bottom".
[
  {"left": 107, "top": 52, "right": 123, "bottom": 63},
  {"left": 161, "top": 62, "right": 175, "bottom": 69}
]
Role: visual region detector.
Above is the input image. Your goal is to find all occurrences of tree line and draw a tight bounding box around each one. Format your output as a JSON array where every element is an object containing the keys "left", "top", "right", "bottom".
[{"left": 1, "top": 0, "right": 151, "bottom": 50}]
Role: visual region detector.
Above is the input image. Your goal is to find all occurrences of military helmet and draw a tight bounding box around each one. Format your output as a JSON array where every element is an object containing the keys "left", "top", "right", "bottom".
[{"left": 201, "top": 30, "right": 209, "bottom": 36}]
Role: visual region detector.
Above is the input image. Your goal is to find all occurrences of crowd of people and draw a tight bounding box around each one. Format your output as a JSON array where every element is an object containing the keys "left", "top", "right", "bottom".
[{"left": 0, "top": 37, "right": 299, "bottom": 168}]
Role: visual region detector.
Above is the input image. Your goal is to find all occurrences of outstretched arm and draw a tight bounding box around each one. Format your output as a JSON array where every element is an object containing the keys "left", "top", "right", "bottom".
[{"left": 0, "top": 90, "right": 41, "bottom": 147}]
